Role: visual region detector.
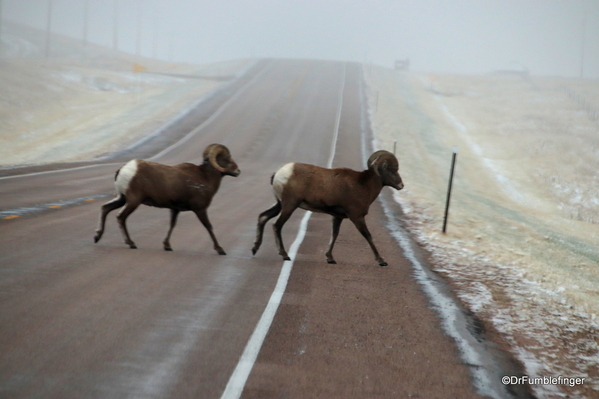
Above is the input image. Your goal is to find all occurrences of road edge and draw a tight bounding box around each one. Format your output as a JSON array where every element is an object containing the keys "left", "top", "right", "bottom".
[{"left": 359, "top": 65, "right": 534, "bottom": 399}]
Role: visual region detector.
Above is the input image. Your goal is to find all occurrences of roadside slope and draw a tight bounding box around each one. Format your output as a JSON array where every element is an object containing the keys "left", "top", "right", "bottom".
[
  {"left": 365, "top": 65, "right": 599, "bottom": 398},
  {"left": 0, "top": 21, "right": 252, "bottom": 167}
]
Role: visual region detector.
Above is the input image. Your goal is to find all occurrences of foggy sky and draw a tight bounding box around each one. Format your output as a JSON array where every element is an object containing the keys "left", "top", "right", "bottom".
[{"left": 3, "top": 0, "right": 599, "bottom": 77}]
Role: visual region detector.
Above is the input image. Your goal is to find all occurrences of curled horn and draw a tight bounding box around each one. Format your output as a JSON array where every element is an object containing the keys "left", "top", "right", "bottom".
[
  {"left": 202, "top": 144, "right": 219, "bottom": 159},
  {"left": 367, "top": 150, "right": 388, "bottom": 176},
  {"left": 205, "top": 144, "right": 229, "bottom": 173}
]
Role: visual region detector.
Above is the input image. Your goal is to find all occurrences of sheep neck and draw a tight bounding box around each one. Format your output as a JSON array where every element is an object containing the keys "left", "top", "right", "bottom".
[
  {"left": 361, "top": 169, "right": 385, "bottom": 204},
  {"left": 198, "top": 164, "right": 224, "bottom": 191}
]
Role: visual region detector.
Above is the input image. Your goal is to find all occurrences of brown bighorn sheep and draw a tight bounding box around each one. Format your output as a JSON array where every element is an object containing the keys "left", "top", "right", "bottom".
[
  {"left": 94, "top": 144, "right": 240, "bottom": 255},
  {"left": 251, "top": 150, "right": 403, "bottom": 266}
]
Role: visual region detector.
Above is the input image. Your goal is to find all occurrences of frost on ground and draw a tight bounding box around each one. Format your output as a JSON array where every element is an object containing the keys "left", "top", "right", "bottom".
[
  {"left": 365, "top": 65, "right": 599, "bottom": 398},
  {"left": 0, "top": 22, "right": 252, "bottom": 167}
]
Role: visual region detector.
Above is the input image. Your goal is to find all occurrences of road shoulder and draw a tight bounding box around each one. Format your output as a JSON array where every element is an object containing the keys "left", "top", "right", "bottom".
[{"left": 241, "top": 201, "right": 484, "bottom": 399}]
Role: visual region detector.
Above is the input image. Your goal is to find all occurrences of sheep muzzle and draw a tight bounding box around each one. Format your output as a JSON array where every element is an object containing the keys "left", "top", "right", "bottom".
[
  {"left": 390, "top": 179, "right": 404, "bottom": 190},
  {"left": 228, "top": 166, "right": 241, "bottom": 177}
]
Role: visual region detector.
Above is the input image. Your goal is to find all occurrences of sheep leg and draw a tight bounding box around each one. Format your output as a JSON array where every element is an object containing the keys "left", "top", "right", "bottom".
[
  {"left": 116, "top": 202, "right": 140, "bottom": 249},
  {"left": 251, "top": 201, "right": 282, "bottom": 255},
  {"left": 163, "top": 209, "right": 180, "bottom": 251},
  {"left": 194, "top": 209, "right": 226, "bottom": 255},
  {"left": 94, "top": 194, "right": 126, "bottom": 243},
  {"left": 349, "top": 215, "right": 387, "bottom": 266},
  {"left": 273, "top": 202, "right": 299, "bottom": 261},
  {"left": 325, "top": 216, "right": 343, "bottom": 264}
]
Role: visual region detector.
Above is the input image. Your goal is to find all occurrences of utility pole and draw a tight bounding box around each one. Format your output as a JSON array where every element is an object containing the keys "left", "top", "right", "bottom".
[
  {"left": 0, "top": 0, "right": 3, "bottom": 58},
  {"left": 45, "top": 0, "right": 53, "bottom": 57},
  {"left": 83, "top": 0, "right": 89, "bottom": 45},
  {"left": 113, "top": 0, "right": 119, "bottom": 51},
  {"left": 136, "top": 0, "right": 142, "bottom": 56},
  {"left": 152, "top": 4, "right": 159, "bottom": 59},
  {"left": 168, "top": 28, "right": 174, "bottom": 62},
  {"left": 580, "top": 0, "right": 587, "bottom": 79},
  {"left": 167, "top": 5, "right": 174, "bottom": 62}
]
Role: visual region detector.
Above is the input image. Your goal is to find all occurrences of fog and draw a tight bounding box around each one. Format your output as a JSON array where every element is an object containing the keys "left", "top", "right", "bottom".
[{"left": 3, "top": 0, "right": 599, "bottom": 77}]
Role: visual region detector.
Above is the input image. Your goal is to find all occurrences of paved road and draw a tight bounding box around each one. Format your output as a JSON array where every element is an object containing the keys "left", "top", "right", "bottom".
[{"left": 0, "top": 59, "right": 507, "bottom": 398}]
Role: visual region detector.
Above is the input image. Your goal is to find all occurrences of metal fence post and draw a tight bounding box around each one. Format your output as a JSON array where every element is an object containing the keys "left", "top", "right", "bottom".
[{"left": 442, "top": 147, "right": 458, "bottom": 233}]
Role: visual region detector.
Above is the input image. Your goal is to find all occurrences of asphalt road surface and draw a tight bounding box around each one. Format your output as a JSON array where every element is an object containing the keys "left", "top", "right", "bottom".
[{"left": 0, "top": 59, "right": 524, "bottom": 398}]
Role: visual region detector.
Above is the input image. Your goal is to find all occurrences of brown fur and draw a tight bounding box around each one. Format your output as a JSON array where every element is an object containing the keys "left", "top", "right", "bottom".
[
  {"left": 252, "top": 150, "right": 403, "bottom": 266},
  {"left": 94, "top": 144, "right": 239, "bottom": 255}
]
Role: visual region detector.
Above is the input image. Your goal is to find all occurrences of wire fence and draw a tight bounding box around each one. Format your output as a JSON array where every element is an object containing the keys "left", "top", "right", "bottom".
[{"left": 563, "top": 86, "right": 599, "bottom": 124}]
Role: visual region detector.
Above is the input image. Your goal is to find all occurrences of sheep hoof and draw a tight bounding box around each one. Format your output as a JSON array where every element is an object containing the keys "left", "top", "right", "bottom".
[
  {"left": 217, "top": 248, "right": 226, "bottom": 255},
  {"left": 93, "top": 235, "right": 100, "bottom": 243},
  {"left": 378, "top": 261, "right": 388, "bottom": 267},
  {"left": 129, "top": 244, "right": 138, "bottom": 249},
  {"left": 251, "top": 247, "right": 258, "bottom": 256},
  {"left": 164, "top": 247, "right": 173, "bottom": 251},
  {"left": 327, "top": 259, "right": 337, "bottom": 264},
  {"left": 283, "top": 256, "right": 291, "bottom": 261}
]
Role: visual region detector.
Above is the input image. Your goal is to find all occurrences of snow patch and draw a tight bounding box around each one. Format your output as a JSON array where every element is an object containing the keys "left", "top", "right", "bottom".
[{"left": 365, "top": 66, "right": 599, "bottom": 398}]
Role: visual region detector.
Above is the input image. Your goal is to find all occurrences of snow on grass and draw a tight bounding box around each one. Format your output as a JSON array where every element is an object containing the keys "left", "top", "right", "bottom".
[
  {"left": 365, "top": 65, "right": 599, "bottom": 398},
  {"left": 0, "top": 22, "right": 253, "bottom": 167},
  {"left": 0, "top": 58, "right": 252, "bottom": 167}
]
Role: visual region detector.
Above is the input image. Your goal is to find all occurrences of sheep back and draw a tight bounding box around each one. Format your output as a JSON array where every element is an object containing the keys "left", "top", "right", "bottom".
[
  {"left": 272, "top": 162, "right": 382, "bottom": 217},
  {"left": 115, "top": 160, "right": 218, "bottom": 210}
]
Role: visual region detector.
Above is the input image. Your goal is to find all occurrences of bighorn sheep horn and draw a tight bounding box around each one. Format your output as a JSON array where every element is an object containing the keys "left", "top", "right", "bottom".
[{"left": 206, "top": 143, "right": 229, "bottom": 174}]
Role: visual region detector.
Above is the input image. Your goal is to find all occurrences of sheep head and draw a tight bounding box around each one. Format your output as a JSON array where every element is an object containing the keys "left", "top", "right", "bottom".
[
  {"left": 367, "top": 150, "right": 404, "bottom": 190},
  {"left": 203, "top": 144, "right": 240, "bottom": 177}
]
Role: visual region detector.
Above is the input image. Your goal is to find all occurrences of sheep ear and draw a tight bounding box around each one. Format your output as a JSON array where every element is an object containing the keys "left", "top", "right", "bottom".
[{"left": 377, "top": 160, "right": 388, "bottom": 177}]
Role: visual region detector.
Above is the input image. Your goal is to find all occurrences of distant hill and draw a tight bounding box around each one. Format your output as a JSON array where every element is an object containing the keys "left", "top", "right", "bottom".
[
  {"left": 0, "top": 21, "right": 251, "bottom": 167},
  {"left": 0, "top": 20, "right": 195, "bottom": 73}
]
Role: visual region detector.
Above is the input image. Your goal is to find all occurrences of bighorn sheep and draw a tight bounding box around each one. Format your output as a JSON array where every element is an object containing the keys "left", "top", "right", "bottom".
[
  {"left": 251, "top": 150, "right": 403, "bottom": 266},
  {"left": 94, "top": 143, "right": 240, "bottom": 255}
]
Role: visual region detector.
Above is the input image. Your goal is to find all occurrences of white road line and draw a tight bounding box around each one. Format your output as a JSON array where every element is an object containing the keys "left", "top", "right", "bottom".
[
  {"left": 0, "top": 163, "right": 122, "bottom": 181},
  {"left": 219, "top": 211, "right": 310, "bottom": 399},
  {"left": 219, "top": 62, "right": 347, "bottom": 399},
  {"left": 149, "top": 62, "right": 273, "bottom": 161},
  {"left": 360, "top": 65, "right": 505, "bottom": 399},
  {"left": 327, "top": 62, "right": 347, "bottom": 169}
]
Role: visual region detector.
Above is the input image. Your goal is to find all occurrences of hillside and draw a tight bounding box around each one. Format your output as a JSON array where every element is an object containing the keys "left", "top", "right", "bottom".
[
  {"left": 0, "top": 21, "right": 251, "bottom": 167},
  {"left": 366, "top": 66, "right": 599, "bottom": 398}
]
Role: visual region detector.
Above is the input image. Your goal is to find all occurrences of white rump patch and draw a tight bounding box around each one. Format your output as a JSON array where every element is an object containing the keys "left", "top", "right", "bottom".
[
  {"left": 272, "top": 163, "right": 294, "bottom": 201},
  {"left": 115, "top": 159, "right": 138, "bottom": 195}
]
